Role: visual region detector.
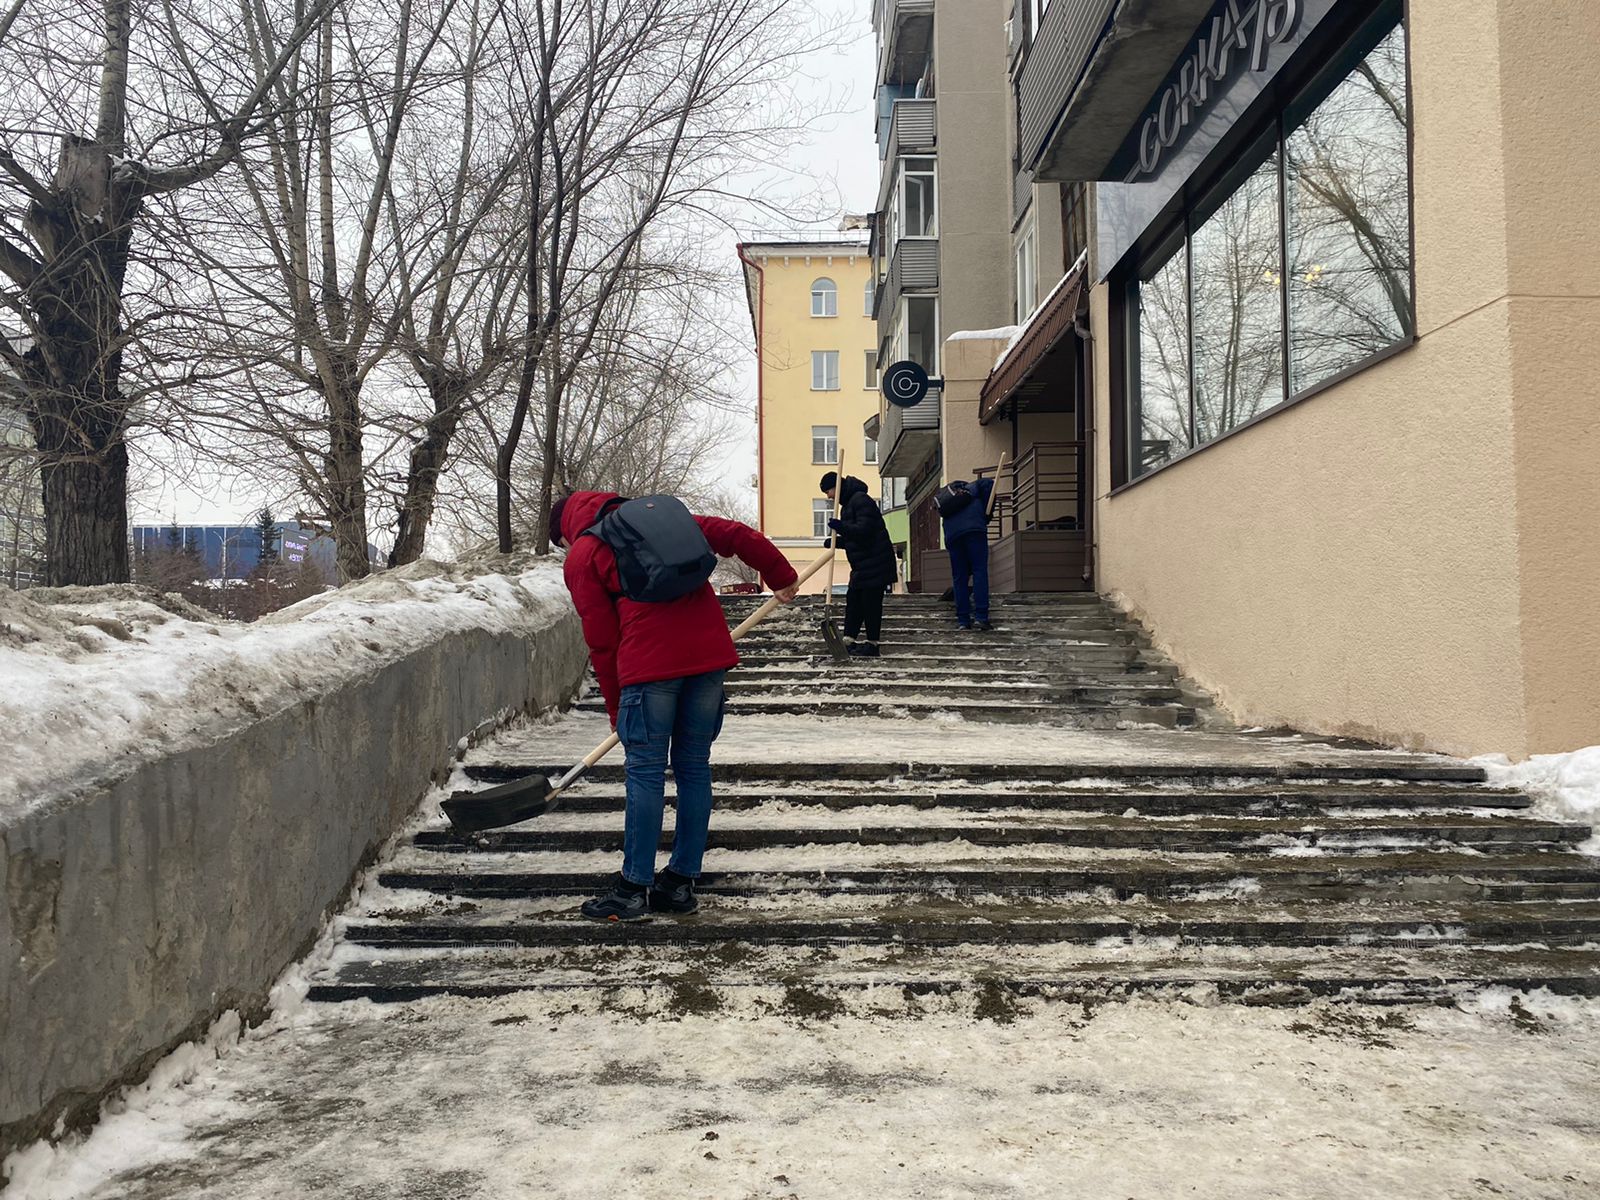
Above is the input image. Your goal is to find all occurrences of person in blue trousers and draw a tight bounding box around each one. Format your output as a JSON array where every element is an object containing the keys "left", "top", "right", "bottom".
[{"left": 942, "top": 477, "right": 995, "bottom": 631}]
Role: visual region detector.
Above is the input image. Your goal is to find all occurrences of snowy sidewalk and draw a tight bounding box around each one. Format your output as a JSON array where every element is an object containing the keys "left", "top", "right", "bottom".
[{"left": 10, "top": 988, "right": 1600, "bottom": 1199}]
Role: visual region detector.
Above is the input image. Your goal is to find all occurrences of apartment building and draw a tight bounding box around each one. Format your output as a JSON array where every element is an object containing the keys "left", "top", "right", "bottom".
[
  {"left": 738, "top": 236, "right": 886, "bottom": 592},
  {"left": 868, "top": 0, "right": 1015, "bottom": 591},
  {"left": 899, "top": 0, "right": 1600, "bottom": 756}
]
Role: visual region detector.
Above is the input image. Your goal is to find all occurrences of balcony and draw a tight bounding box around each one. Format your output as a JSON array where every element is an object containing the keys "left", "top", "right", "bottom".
[
  {"left": 879, "top": 383, "right": 941, "bottom": 478},
  {"left": 874, "top": 0, "right": 935, "bottom": 87},
  {"left": 1016, "top": 0, "right": 1213, "bottom": 180},
  {"left": 877, "top": 97, "right": 937, "bottom": 161},
  {"left": 871, "top": 237, "right": 938, "bottom": 325}
]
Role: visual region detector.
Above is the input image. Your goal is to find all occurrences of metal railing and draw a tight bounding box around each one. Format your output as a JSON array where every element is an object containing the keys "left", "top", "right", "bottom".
[{"left": 977, "top": 441, "right": 1085, "bottom": 539}]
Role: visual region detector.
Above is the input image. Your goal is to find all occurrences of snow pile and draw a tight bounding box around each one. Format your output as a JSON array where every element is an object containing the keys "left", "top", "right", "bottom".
[
  {"left": 946, "top": 325, "right": 1019, "bottom": 342},
  {"left": 0, "top": 553, "right": 573, "bottom": 815},
  {"left": 1478, "top": 745, "right": 1600, "bottom": 854}
]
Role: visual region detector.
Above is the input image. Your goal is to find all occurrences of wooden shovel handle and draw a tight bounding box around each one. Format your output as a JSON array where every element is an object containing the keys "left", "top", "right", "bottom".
[
  {"left": 729, "top": 548, "right": 835, "bottom": 639},
  {"left": 988, "top": 451, "right": 1010, "bottom": 519}
]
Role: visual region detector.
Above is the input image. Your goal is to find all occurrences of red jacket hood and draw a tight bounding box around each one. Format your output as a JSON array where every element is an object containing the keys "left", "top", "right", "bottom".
[{"left": 560, "top": 490, "right": 622, "bottom": 544}]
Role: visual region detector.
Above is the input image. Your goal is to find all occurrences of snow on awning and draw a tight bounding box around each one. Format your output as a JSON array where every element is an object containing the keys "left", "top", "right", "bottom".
[{"left": 979, "top": 254, "right": 1088, "bottom": 424}]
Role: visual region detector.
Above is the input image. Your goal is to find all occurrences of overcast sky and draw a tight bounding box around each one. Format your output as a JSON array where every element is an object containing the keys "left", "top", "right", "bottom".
[{"left": 133, "top": 0, "right": 882, "bottom": 540}]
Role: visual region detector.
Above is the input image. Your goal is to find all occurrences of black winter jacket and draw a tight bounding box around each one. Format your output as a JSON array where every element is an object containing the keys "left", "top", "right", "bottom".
[{"left": 831, "top": 476, "right": 897, "bottom": 590}]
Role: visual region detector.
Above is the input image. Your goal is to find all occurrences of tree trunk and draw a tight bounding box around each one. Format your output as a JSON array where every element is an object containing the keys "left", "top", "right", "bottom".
[
  {"left": 40, "top": 450, "right": 128, "bottom": 585},
  {"left": 533, "top": 339, "right": 562, "bottom": 555},
  {"left": 23, "top": 138, "right": 139, "bottom": 585},
  {"left": 389, "top": 388, "right": 463, "bottom": 567},
  {"left": 322, "top": 369, "right": 371, "bottom": 582}
]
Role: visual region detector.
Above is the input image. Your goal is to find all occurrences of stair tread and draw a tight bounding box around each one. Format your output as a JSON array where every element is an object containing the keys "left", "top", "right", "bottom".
[{"left": 307, "top": 941, "right": 1600, "bottom": 1002}]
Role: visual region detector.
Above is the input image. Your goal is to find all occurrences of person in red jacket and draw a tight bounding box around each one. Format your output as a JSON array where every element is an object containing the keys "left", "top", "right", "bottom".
[{"left": 553, "top": 491, "right": 800, "bottom": 921}]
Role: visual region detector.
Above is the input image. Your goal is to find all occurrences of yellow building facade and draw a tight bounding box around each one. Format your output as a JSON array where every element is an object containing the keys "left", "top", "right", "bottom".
[{"left": 738, "top": 238, "right": 884, "bottom": 592}]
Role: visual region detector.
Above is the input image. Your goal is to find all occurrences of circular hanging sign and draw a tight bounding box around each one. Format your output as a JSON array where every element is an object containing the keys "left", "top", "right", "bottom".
[{"left": 881, "top": 360, "right": 929, "bottom": 408}]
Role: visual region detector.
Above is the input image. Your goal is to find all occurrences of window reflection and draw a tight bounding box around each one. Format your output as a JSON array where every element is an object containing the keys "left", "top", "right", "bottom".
[
  {"left": 1123, "top": 14, "right": 1413, "bottom": 482},
  {"left": 1286, "top": 23, "right": 1412, "bottom": 394},
  {"left": 1135, "top": 248, "right": 1191, "bottom": 474},
  {"left": 1192, "top": 151, "right": 1285, "bottom": 442}
]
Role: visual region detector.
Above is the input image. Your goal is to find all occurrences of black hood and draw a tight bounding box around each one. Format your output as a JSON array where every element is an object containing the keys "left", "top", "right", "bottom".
[{"left": 839, "top": 475, "right": 870, "bottom": 503}]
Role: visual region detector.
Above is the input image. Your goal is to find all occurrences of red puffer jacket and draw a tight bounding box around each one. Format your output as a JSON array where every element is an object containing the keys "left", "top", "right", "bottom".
[{"left": 560, "top": 491, "right": 799, "bottom": 725}]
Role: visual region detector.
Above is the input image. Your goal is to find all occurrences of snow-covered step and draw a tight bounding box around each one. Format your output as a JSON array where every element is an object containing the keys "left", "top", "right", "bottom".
[
  {"left": 720, "top": 679, "right": 1186, "bottom": 704},
  {"left": 337, "top": 894, "right": 1600, "bottom": 951},
  {"left": 380, "top": 852, "right": 1600, "bottom": 902},
  {"left": 453, "top": 778, "right": 1535, "bottom": 815},
  {"left": 572, "top": 695, "right": 1198, "bottom": 727},
  {"left": 463, "top": 756, "right": 1496, "bottom": 785},
  {"left": 411, "top": 813, "right": 1586, "bottom": 853},
  {"left": 305, "top": 940, "right": 1600, "bottom": 1003},
  {"left": 730, "top": 663, "right": 1180, "bottom": 682}
]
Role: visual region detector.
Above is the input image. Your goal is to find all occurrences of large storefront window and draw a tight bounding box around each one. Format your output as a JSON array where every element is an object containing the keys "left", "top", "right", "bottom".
[
  {"left": 1285, "top": 23, "right": 1413, "bottom": 393},
  {"left": 1133, "top": 241, "right": 1190, "bottom": 474},
  {"left": 1124, "top": 14, "right": 1411, "bottom": 482}
]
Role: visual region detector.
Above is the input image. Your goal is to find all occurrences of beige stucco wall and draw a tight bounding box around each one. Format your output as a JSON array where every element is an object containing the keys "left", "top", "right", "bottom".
[
  {"left": 942, "top": 332, "right": 1013, "bottom": 485},
  {"left": 1091, "top": 0, "right": 1600, "bottom": 759},
  {"left": 933, "top": 0, "right": 1014, "bottom": 340}
]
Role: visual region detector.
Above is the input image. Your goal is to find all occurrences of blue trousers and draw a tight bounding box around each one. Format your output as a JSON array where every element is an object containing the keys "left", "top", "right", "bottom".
[
  {"left": 947, "top": 532, "right": 990, "bottom": 625},
  {"left": 615, "top": 669, "right": 727, "bottom": 885}
]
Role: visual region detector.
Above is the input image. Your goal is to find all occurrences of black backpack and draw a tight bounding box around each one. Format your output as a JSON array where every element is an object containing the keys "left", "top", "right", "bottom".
[
  {"left": 586, "top": 495, "right": 717, "bottom": 602},
  {"left": 934, "top": 482, "right": 977, "bottom": 518}
]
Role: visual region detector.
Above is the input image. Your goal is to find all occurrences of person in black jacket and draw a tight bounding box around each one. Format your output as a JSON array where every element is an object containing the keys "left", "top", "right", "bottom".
[{"left": 820, "top": 472, "right": 896, "bottom": 657}]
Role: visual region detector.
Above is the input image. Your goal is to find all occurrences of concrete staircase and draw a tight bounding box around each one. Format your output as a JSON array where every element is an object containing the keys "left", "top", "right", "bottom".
[
  {"left": 309, "top": 593, "right": 1600, "bottom": 1006},
  {"left": 573, "top": 593, "right": 1212, "bottom": 729}
]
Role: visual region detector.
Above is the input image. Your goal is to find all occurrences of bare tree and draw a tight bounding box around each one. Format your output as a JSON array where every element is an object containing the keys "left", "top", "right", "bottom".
[
  {"left": 491, "top": 0, "right": 814, "bottom": 555},
  {"left": 0, "top": 0, "right": 340, "bottom": 585}
]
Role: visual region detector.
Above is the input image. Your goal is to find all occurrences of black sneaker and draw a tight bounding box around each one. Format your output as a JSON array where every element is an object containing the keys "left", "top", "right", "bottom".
[
  {"left": 580, "top": 876, "right": 649, "bottom": 922},
  {"left": 975, "top": 620, "right": 994, "bottom": 632},
  {"left": 649, "top": 868, "right": 699, "bottom": 915},
  {"left": 848, "top": 641, "right": 880, "bottom": 657},
  {"left": 956, "top": 621, "right": 973, "bottom": 631}
]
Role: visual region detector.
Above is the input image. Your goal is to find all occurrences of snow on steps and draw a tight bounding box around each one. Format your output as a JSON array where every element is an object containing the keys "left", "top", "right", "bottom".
[{"left": 305, "top": 590, "right": 1600, "bottom": 1006}]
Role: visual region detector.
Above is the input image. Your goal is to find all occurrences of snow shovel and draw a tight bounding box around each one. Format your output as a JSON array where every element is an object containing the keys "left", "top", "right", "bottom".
[
  {"left": 819, "top": 449, "right": 849, "bottom": 659},
  {"left": 441, "top": 548, "right": 835, "bottom": 834}
]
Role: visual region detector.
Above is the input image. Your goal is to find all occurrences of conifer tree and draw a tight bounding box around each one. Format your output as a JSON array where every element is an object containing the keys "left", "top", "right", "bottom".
[{"left": 255, "top": 508, "right": 278, "bottom": 567}]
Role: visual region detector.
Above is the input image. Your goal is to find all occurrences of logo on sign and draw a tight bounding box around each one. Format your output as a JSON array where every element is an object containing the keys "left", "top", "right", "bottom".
[
  {"left": 1135, "top": 0, "right": 1303, "bottom": 178},
  {"left": 881, "top": 360, "right": 931, "bottom": 408}
]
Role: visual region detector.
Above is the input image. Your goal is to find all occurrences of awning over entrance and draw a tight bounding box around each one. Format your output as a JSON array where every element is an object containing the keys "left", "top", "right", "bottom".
[{"left": 979, "top": 261, "right": 1087, "bottom": 425}]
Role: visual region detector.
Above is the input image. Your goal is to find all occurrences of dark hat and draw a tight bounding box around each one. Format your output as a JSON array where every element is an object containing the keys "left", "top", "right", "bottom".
[
  {"left": 819, "top": 471, "right": 838, "bottom": 493},
  {"left": 547, "top": 493, "right": 570, "bottom": 547}
]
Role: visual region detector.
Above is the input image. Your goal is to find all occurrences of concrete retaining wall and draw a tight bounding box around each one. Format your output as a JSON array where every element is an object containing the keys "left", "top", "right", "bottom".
[{"left": 0, "top": 613, "right": 587, "bottom": 1157}]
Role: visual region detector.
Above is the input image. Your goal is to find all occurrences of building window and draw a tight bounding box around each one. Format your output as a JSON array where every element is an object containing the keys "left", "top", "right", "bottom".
[
  {"left": 810, "top": 277, "right": 837, "bottom": 318},
  {"left": 863, "top": 435, "right": 879, "bottom": 465},
  {"left": 811, "top": 350, "right": 839, "bottom": 391},
  {"left": 864, "top": 350, "right": 879, "bottom": 390},
  {"left": 1062, "top": 181, "right": 1088, "bottom": 267},
  {"left": 812, "top": 425, "right": 838, "bottom": 464},
  {"left": 1122, "top": 14, "right": 1411, "bottom": 483},
  {"left": 897, "top": 296, "right": 939, "bottom": 374},
  {"left": 1014, "top": 218, "right": 1037, "bottom": 322},
  {"left": 864, "top": 278, "right": 875, "bottom": 316},
  {"left": 886, "top": 157, "right": 937, "bottom": 249},
  {"left": 812, "top": 498, "right": 832, "bottom": 539}
]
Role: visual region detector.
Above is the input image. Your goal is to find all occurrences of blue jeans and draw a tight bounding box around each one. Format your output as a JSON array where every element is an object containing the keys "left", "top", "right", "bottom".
[
  {"left": 615, "top": 669, "right": 727, "bottom": 885},
  {"left": 947, "top": 532, "right": 990, "bottom": 625}
]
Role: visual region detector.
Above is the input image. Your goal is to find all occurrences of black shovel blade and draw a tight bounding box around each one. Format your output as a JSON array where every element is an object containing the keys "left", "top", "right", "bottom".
[
  {"left": 819, "top": 617, "right": 849, "bottom": 660},
  {"left": 441, "top": 772, "right": 557, "bottom": 834}
]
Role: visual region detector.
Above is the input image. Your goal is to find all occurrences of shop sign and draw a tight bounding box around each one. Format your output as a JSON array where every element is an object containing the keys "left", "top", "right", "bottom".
[{"left": 1135, "top": 0, "right": 1303, "bottom": 177}]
